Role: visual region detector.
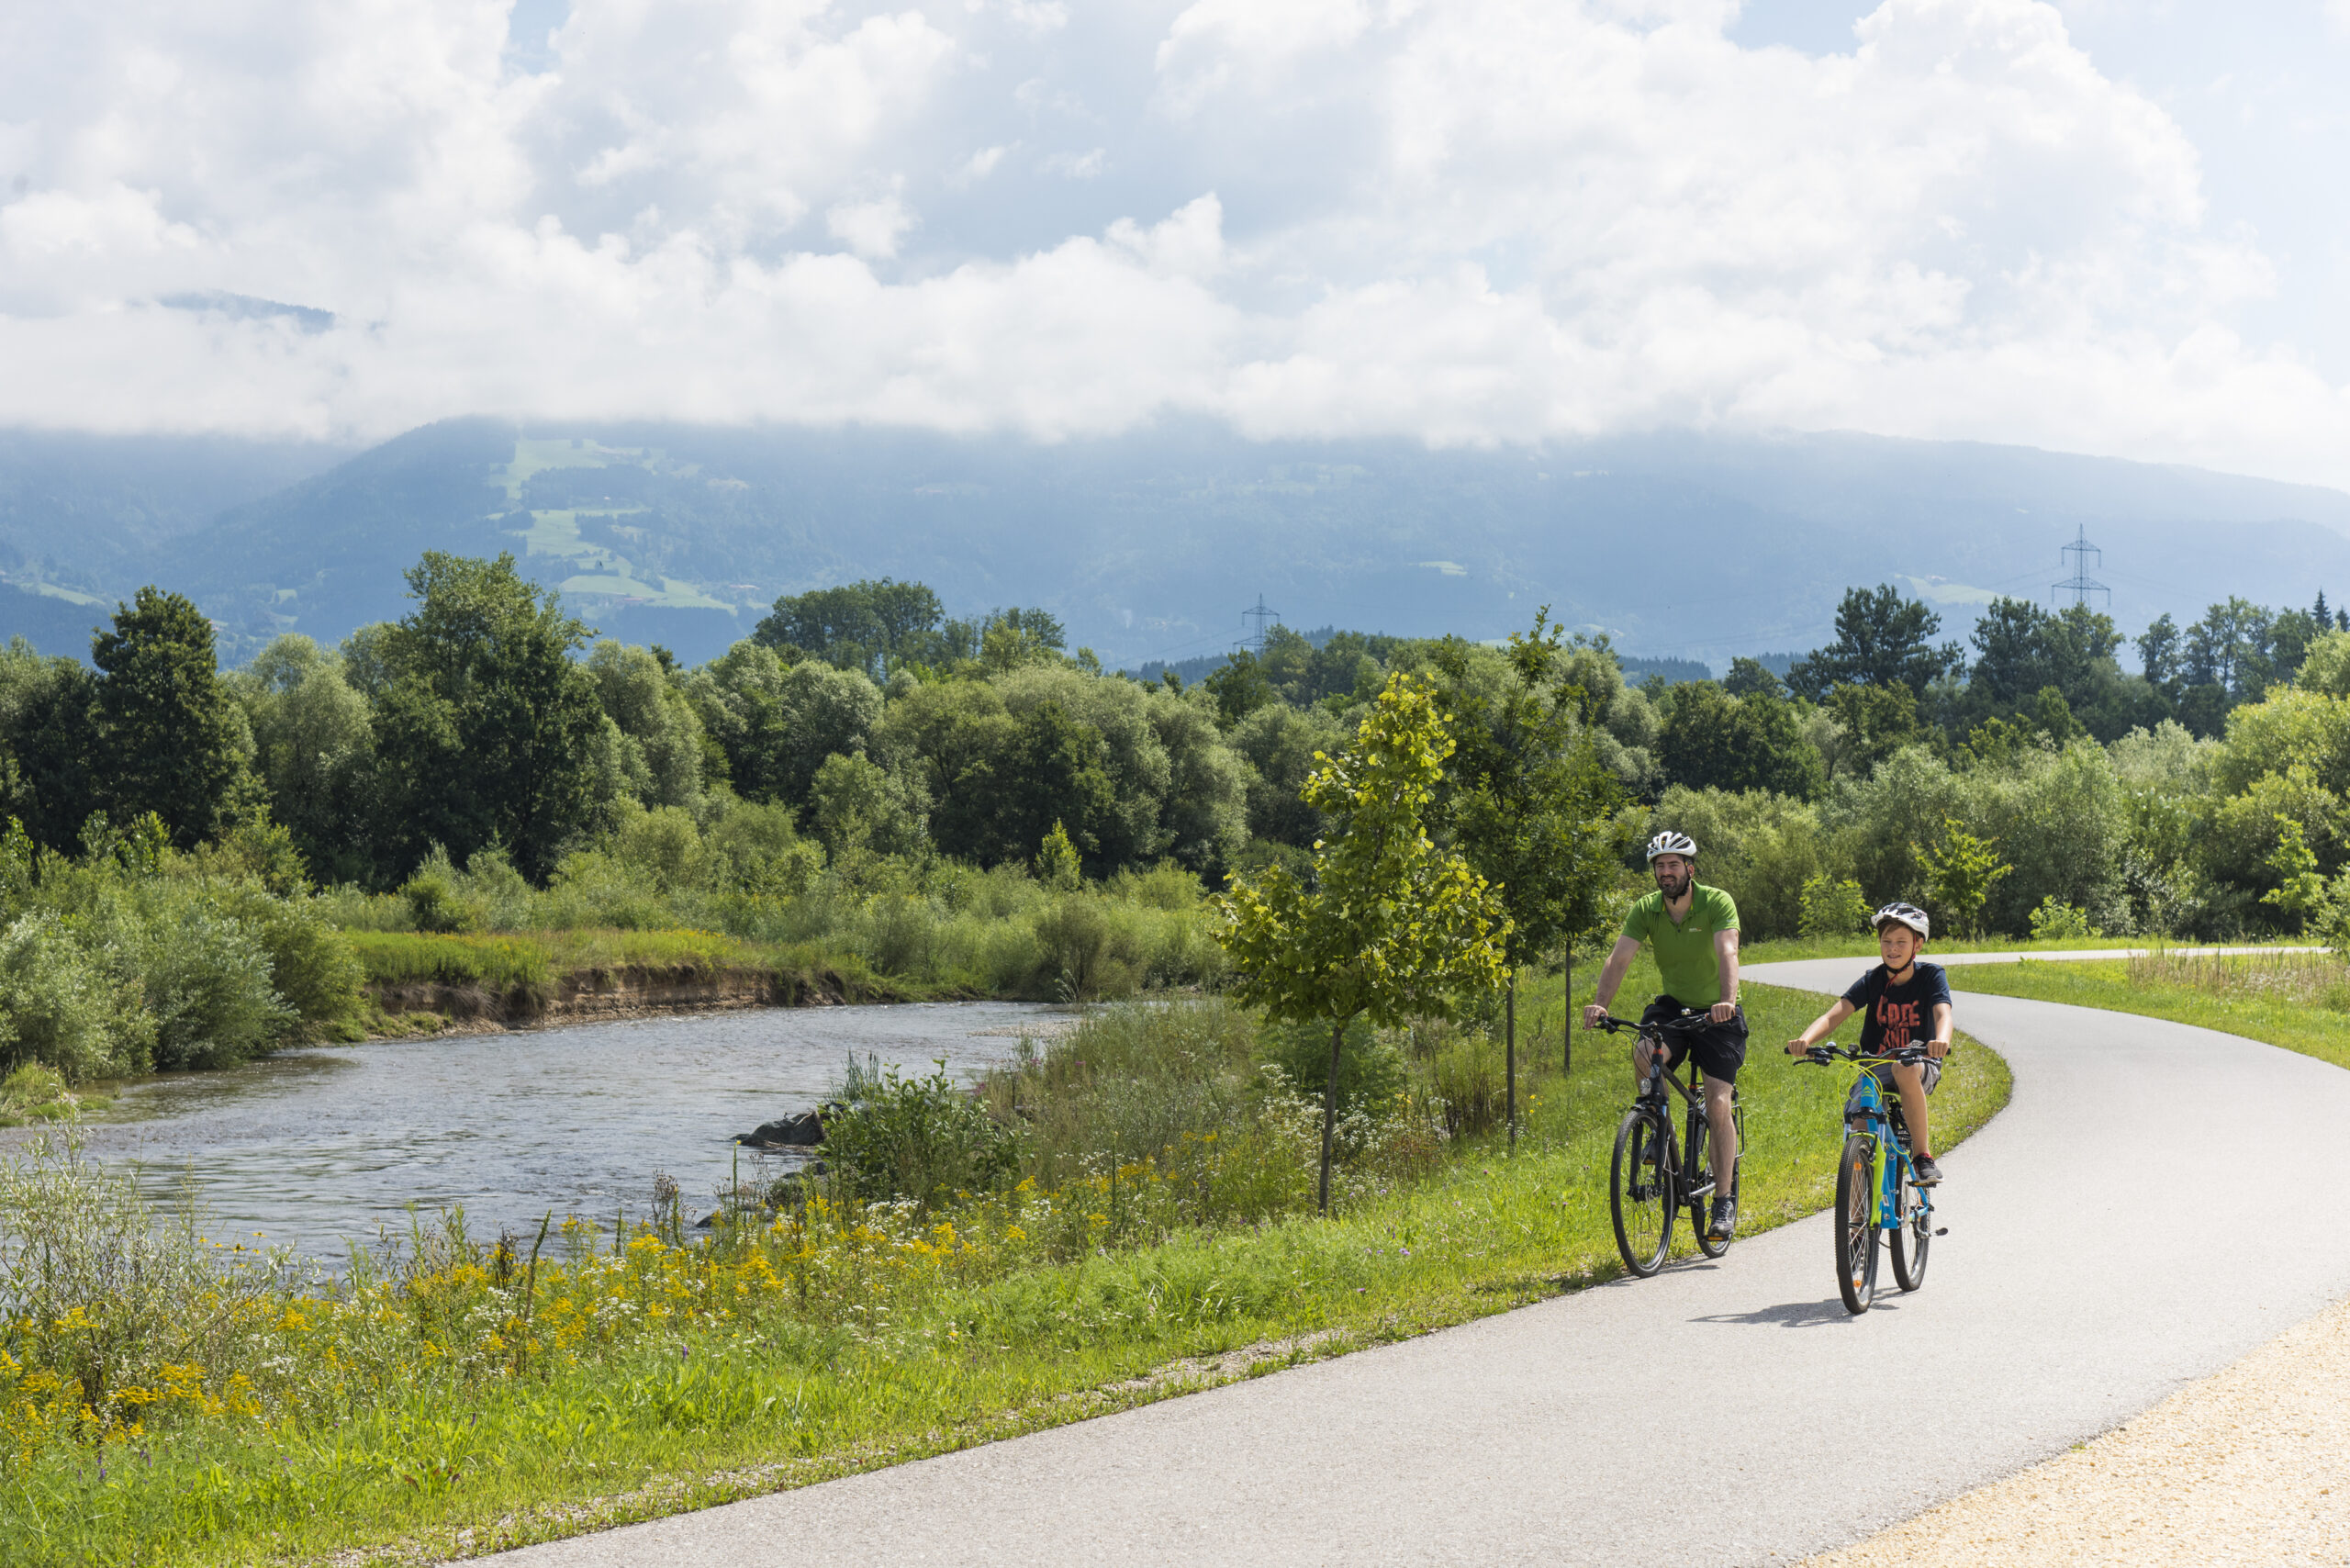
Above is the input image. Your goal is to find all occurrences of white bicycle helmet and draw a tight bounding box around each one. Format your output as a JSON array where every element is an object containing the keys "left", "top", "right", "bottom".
[
  {"left": 1874, "top": 902, "right": 1930, "bottom": 939},
  {"left": 1645, "top": 831, "right": 1697, "bottom": 863}
]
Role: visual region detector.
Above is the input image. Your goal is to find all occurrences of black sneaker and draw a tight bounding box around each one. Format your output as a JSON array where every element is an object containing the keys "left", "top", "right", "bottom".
[
  {"left": 1912, "top": 1155, "right": 1943, "bottom": 1186},
  {"left": 1707, "top": 1196, "right": 1737, "bottom": 1238}
]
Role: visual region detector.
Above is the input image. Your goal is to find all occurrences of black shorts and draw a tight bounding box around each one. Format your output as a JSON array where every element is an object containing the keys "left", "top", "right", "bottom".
[{"left": 1641, "top": 996, "right": 1749, "bottom": 1084}]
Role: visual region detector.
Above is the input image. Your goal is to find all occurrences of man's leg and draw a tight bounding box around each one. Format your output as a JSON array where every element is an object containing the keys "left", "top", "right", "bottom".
[
  {"left": 1892, "top": 1062, "right": 1932, "bottom": 1158},
  {"left": 1635, "top": 1034, "right": 1673, "bottom": 1100},
  {"left": 1704, "top": 1074, "right": 1738, "bottom": 1177}
]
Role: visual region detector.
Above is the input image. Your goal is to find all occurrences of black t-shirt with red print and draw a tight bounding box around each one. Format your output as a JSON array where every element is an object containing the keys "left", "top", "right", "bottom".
[{"left": 1841, "top": 961, "right": 1952, "bottom": 1055}]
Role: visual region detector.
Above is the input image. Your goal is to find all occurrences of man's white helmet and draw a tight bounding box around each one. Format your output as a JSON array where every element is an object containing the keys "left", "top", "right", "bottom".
[
  {"left": 1874, "top": 902, "right": 1930, "bottom": 939},
  {"left": 1645, "top": 831, "right": 1697, "bottom": 863}
]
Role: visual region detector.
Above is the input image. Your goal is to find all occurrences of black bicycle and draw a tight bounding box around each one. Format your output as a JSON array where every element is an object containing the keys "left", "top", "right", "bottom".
[{"left": 1594, "top": 1011, "right": 1745, "bottom": 1276}]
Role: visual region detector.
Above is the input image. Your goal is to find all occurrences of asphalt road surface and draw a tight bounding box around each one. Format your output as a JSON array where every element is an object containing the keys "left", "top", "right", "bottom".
[{"left": 492, "top": 949, "right": 2350, "bottom": 1566}]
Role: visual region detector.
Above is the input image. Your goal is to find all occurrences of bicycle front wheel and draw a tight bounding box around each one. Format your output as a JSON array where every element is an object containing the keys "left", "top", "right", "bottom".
[
  {"left": 1891, "top": 1163, "right": 1930, "bottom": 1292},
  {"left": 1611, "top": 1108, "right": 1673, "bottom": 1276},
  {"left": 1834, "top": 1132, "right": 1879, "bottom": 1314}
]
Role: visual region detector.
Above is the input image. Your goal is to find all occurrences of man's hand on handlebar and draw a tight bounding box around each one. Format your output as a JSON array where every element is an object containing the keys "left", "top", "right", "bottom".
[
  {"left": 1581, "top": 1002, "right": 1609, "bottom": 1030},
  {"left": 1708, "top": 1001, "right": 1737, "bottom": 1025}
]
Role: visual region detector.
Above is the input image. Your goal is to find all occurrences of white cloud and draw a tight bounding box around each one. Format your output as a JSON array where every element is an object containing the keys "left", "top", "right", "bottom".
[
  {"left": 827, "top": 194, "right": 916, "bottom": 258},
  {"left": 1, "top": 0, "right": 2348, "bottom": 487}
]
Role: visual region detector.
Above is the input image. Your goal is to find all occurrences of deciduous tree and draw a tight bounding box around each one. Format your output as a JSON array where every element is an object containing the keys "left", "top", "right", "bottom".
[{"left": 1217, "top": 673, "right": 1508, "bottom": 1210}]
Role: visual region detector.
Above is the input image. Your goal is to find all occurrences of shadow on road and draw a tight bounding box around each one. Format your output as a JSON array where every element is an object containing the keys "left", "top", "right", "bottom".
[{"left": 1692, "top": 1297, "right": 1886, "bottom": 1327}]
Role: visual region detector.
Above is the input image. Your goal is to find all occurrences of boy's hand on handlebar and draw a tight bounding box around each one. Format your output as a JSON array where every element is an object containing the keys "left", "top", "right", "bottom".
[{"left": 1928, "top": 1038, "right": 1952, "bottom": 1060}]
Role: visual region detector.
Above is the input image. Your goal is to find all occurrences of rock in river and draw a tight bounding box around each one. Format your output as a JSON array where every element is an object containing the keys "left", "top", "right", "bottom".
[{"left": 734, "top": 1108, "right": 825, "bottom": 1148}]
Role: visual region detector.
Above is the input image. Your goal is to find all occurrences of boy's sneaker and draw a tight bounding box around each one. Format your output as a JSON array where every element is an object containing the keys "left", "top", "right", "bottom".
[
  {"left": 1707, "top": 1196, "right": 1737, "bottom": 1238},
  {"left": 1912, "top": 1155, "right": 1943, "bottom": 1186}
]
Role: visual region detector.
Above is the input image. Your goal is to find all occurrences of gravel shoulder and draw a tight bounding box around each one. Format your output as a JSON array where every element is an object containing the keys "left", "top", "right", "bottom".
[{"left": 1807, "top": 1290, "right": 2350, "bottom": 1566}]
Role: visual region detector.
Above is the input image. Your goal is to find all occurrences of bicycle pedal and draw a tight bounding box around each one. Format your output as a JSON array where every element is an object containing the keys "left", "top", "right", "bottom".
[{"left": 1934, "top": 1227, "right": 1948, "bottom": 1236}]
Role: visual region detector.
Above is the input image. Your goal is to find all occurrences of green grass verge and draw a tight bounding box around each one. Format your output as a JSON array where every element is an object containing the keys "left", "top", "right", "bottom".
[
  {"left": 1946, "top": 956, "right": 2350, "bottom": 1072},
  {"left": 1731, "top": 934, "right": 2311, "bottom": 965},
  {"left": 10, "top": 967, "right": 2009, "bottom": 1566}
]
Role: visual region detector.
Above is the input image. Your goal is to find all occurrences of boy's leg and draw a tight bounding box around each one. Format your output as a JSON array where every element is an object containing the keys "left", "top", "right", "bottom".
[{"left": 1891, "top": 1062, "right": 1932, "bottom": 1158}]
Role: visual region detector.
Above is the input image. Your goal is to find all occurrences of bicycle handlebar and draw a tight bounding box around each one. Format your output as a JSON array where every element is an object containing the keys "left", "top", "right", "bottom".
[
  {"left": 1589, "top": 1010, "right": 1711, "bottom": 1036},
  {"left": 1797, "top": 1044, "right": 1938, "bottom": 1066}
]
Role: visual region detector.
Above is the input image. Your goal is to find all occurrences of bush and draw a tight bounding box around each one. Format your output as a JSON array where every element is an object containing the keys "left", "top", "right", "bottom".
[
  {"left": 820, "top": 1056, "right": 1019, "bottom": 1208},
  {"left": 0, "top": 914, "right": 152, "bottom": 1081},
  {"left": 218, "top": 887, "right": 364, "bottom": 1026},
  {"left": 142, "top": 911, "right": 297, "bottom": 1070},
  {"left": 1797, "top": 873, "right": 1873, "bottom": 939},
  {"left": 2027, "top": 895, "right": 2098, "bottom": 940},
  {"left": 400, "top": 856, "right": 483, "bottom": 934}
]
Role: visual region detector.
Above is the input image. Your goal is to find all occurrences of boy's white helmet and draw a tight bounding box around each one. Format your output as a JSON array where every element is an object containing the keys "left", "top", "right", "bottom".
[
  {"left": 1645, "top": 831, "right": 1697, "bottom": 863},
  {"left": 1874, "top": 902, "right": 1930, "bottom": 938}
]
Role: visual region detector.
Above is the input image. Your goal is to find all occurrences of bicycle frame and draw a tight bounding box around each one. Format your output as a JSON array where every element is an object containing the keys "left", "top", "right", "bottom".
[
  {"left": 1625, "top": 1018, "right": 1740, "bottom": 1207},
  {"left": 1827, "top": 1054, "right": 1931, "bottom": 1234}
]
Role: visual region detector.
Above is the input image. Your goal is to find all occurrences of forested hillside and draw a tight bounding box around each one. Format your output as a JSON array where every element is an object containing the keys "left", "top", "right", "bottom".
[{"left": 8, "top": 422, "right": 2350, "bottom": 670}]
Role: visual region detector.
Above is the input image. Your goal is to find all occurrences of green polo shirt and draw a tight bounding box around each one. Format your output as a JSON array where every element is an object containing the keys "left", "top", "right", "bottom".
[{"left": 1620, "top": 883, "right": 1740, "bottom": 1007}]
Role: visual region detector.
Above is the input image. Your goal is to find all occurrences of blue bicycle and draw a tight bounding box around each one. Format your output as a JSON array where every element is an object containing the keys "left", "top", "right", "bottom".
[{"left": 1797, "top": 1043, "right": 1945, "bottom": 1314}]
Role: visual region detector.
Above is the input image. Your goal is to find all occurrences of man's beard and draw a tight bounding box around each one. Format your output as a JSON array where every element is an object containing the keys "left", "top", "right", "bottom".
[{"left": 1657, "top": 869, "right": 1691, "bottom": 898}]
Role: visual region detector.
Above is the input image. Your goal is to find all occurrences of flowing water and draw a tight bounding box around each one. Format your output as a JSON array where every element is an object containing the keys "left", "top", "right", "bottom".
[{"left": 50, "top": 1002, "right": 1060, "bottom": 1260}]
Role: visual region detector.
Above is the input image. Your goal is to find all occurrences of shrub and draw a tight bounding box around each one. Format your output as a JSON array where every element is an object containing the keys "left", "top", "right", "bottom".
[
  {"left": 0, "top": 914, "right": 152, "bottom": 1081},
  {"left": 820, "top": 1056, "right": 1019, "bottom": 1208},
  {"left": 142, "top": 912, "right": 297, "bottom": 1070},
  {"left": 1797, "top": 873, "right": 1873, "bottom": 939},
  {"left": 218, "top": 887, "right": 364, "bottom": 1026},
  {"left": 400, "top": 856, "right": 483, "bottom": 934},
  {"left": 2027, "top": 895, "right": 2098, "bottom": 940}
]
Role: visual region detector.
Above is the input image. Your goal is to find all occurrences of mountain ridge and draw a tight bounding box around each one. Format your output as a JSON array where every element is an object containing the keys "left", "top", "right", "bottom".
[{"left": 2, "top": 420, "right": 2345, "bottom": 667}]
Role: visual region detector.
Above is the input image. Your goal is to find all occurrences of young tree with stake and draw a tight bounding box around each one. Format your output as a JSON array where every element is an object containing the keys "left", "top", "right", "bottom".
[
  {"left": 1216, "top": 674, "right": 1509, "bottom": 1211},
  {"left": 1430, "top": 611, "right": 1628, "bottom": 1144}
]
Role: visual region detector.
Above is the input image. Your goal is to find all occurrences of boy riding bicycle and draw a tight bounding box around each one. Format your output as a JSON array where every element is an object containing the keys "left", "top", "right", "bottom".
[
  {"left": 1583, "top": 831, "right": 1746, "bottom": 1238},
  {"left": 1785, "top": 902, "right": 1952, "bottom": 1184}
]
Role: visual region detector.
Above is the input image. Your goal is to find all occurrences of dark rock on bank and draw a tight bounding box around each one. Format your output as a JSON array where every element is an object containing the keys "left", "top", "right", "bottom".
[{"left": 734, "top": 1108, "right": 825, "bottom": 1148}]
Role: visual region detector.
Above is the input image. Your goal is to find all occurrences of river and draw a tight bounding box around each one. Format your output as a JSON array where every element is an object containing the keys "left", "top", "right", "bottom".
[{"left": 50, "top": 1002, "right": 1060, "bottom": 1261}]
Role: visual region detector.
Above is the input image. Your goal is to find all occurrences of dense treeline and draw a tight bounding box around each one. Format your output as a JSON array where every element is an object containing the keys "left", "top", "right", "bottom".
[
  {"left": 0, "top": 557, "right": 2342, "bottom": 1074},
  {"left": 1624, "top": 584, "right": 2350, "bottom": 941}
]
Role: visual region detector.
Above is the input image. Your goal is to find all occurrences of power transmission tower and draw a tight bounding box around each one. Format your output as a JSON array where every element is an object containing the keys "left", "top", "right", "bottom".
[
  {"left": 1242, "top": 593, "right": 1281, "bottom": 655},
  {"left": 2053, "top": 525, "right": 2110, "bottom": 610}
]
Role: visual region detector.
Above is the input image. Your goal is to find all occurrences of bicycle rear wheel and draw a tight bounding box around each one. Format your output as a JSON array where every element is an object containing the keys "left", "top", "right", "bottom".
[
  {"left": 1834, "top": 1132, "right": 1879, "bottom": 1314},
  {"left": 1611, "top": 1107, "right": 1673, "bottom": 1276},
  {"left": 1891, "top": 1163, "right": 1930, "bottom": 1292}
]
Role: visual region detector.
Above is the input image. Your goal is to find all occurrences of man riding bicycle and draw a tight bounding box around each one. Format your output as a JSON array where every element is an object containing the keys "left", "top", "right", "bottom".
[
  {"left": 1784, "top": 902, "right": 1952, "bottom": 1185},
  {"left": 1583, "top": 831, "right": 1746, "bottom": 1238}
]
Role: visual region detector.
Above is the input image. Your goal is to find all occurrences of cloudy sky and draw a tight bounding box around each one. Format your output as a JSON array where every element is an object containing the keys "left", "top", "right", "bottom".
[{"left": 6, "top": 0, "right": 2350, "bottom": 487}]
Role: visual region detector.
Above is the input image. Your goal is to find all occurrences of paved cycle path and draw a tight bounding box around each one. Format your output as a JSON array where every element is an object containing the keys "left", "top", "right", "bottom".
[{"left": 495, "top": 950, "right": 2350, "bottom": 1566}]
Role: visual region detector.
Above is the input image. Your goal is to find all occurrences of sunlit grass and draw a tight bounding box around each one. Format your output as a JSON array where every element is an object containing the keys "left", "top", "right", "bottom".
[{"left": 1947, "top": 948, "right": 2350, "bottom": 1072}]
